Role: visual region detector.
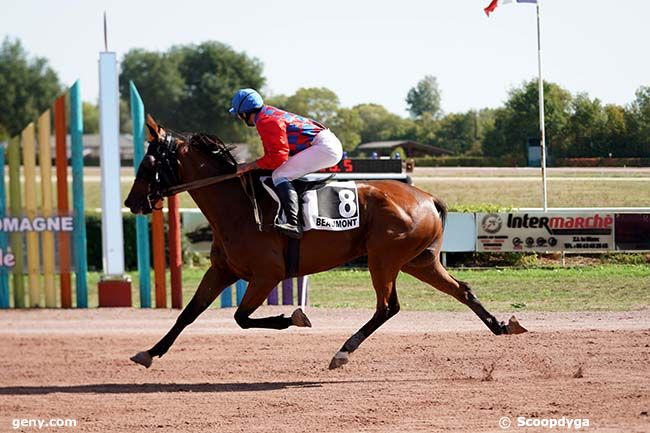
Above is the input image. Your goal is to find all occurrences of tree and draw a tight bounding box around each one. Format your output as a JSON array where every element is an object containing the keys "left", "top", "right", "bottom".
[
  {"left": 627, "top": 86, "right": 650, "bottom": 157},
  {"left": 565, "top": 93, "right": 607, "bottom": 157},
  {"left": 119, "top": 41, "right": 265, "bottom": 142},
  {"left": 353, "top": 103, "right": 413, "bottom": 143},
  {"left": 482, "top": 80, "right": 572, "bottom": 160},
  {"left": 329, "top": 108, "right": 362, "bottom": 151},
  {"left": 82, "top": 102, "right": 99, "bottom": 134},
  {"left": 0, "top": 38, "right": 62, "bottom": 138},
  {"left": 602, "top": 104, "right": 628, "bottom": 156},
  {"left": 433, "top": 112, "right": 475, "bottom": 154},
  {"left": 283, "top": 87, "right": 340, "bottom": 125},
  {"left": 406, "top": 75, "right": 442, "bottom": 119}
]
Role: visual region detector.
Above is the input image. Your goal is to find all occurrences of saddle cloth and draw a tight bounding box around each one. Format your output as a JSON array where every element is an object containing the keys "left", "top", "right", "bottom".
[{"left": 261, "top": 178, "right": 360, "bottom": 232}]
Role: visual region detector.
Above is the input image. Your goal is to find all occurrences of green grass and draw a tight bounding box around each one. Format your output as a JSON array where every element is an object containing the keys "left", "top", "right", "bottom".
[
  {"left": 31, "top": 265, "right": 647, "bottom": 313},
  {"left": 414, "top": 178, "right": 650, "bottom": 208},
  {"left": 308, "top": 266, "right": 650, "bottom": 312}
]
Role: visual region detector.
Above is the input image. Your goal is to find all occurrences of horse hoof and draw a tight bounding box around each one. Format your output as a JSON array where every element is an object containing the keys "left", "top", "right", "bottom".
[
  {"left": 130, "top": 351, "right": 152, "bottom": 368},
  {"left": 328, "top": 352, "right": 349, "bottom": 370},
  {"left": 291, "top": 308, "right": 312, "bottom": 328},
  {"left": 506, "top": 315, "right": 528, "bottom": 334}
]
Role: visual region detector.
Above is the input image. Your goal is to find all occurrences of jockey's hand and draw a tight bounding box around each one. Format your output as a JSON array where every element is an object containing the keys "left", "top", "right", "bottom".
[{"left": 236, "top": 161, "right": 257, "bottom": 175}]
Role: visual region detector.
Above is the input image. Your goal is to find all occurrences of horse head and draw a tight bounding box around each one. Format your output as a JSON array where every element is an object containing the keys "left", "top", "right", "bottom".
[
  {"left": 124, "top": 114, "right": 238, "bottom": 215},
  {"left": 124, "top": 115, "right": 180, "bottom": 215}
]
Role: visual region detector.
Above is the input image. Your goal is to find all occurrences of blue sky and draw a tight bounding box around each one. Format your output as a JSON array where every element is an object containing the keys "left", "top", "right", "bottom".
[{"left": 2, "top": 0, "right": 648, "bottom": 116}]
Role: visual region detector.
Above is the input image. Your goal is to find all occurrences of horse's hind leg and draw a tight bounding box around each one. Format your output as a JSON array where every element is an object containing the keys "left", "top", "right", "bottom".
[
  {"left": 402, "top": 250, "right": 527, "bottom": 335},
  {"left": 329, "top": 257, "right": 401, "bottom": 370},
  {"left": 131, "top": 265, "right": 238, "bottom": 368}
]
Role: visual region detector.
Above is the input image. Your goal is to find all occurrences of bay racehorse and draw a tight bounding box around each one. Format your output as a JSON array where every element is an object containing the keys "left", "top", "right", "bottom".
[{"left": 125, "top": 115, "right": 527, "bottom": 370}]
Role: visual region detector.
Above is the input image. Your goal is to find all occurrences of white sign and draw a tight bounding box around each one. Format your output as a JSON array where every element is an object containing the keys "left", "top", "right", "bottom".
[{"left": 476, "top": 212, "right": 614, "bottom": 252}]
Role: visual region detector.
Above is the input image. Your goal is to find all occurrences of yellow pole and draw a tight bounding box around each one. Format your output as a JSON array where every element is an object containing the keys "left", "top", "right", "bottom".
[
  {"left": 39, "top": 111, "right": 56, "bottom": 307},
  {"left": 22, "top": 123, "right": 41, "bottom": 307}
]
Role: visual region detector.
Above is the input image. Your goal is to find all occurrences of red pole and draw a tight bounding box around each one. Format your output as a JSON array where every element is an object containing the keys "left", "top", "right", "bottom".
[
  {"left": 168, "top": 195, "right": 182, "bottom": 309},
  {"left": 152, "top": 203, "right": 166, "bottom": 308},
  {"left": 54, "top": 96, "right": 72, "bottom": 308}
]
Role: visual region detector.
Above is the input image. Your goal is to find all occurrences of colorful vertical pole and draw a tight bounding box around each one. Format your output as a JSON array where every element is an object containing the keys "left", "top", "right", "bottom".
[
  {"left": 22, "top": 123, "right": 41, "bottom": 307},
  {"left": 151, "top": 204, "right": 166, "bottom": 308},
  {"left": 236, "top": 280, "right": 246, "bottom": 305},
  {"left": 97, "top": 51, "right": 132, "bottom": 307},
  {"left": 282, "top": 279, "right": 293, "bottom": 305},
  {"left": 0, "top": 142, "right": 9, "bottom": 308},
  {"left": 298, "top": 275, "right": 308, "bottom": 309},
  {"left": 7, "top": 137, "right": 24, "bottom": 307},
  {"left": 220, "top": 286, "right": 233, "bottom": 308},
  {"left": 267, "top": 285, "right": 278, "bottom": 305},
  {"left": 129, "top": 81, "right": 151, "bottom": 308},
  {"left": 70, "top": 81, "right": 88, "bottom": 307},
  {"left": 54, "top": 96, "right": 72, "bottom": 308},
  {"left": 38, "top": 111, "right": 57, "bottom": 307},
  {"left": 168, "top": 195, "right": 183, "bottom": 309}
]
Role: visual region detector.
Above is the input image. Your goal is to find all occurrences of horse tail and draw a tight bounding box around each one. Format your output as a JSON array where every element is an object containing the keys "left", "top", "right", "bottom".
[{"left": 433, "top": 196, "right": 448, "bottom": 230}]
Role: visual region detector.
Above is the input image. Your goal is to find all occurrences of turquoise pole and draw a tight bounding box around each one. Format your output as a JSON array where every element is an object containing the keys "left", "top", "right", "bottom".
[
  {"left": 220, "top": 285, "right": 233, "bottom": 308},
  {"left": 70, "top": 81, "right": 88, "bottom": 307},
  {"left": 0, "top": 143, "right": 8, "bottom": 308},
  {"left": 236, "top": 280, "right": 247, "bottom": 305},
  {"left": 130, "top": 82, "right": 151, "bottom": 308}
]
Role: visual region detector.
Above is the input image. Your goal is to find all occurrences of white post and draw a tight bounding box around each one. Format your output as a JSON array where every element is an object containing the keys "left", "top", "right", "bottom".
[
  {"left": 98, "top": 52, "right": 126, "bottom": 277},
  {"left": 536, "top": 1, "right": 548, "bottom": 211}
]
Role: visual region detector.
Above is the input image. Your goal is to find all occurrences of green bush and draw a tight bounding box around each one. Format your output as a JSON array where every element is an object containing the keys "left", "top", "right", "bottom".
[{"left": 85, "top": 212, "right": 172, "bottom": 271}]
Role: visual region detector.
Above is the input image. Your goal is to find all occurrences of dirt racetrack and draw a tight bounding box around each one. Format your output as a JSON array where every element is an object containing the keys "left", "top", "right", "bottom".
[{"left": 1, "top": 308, "right": 648, "bottom": 433}]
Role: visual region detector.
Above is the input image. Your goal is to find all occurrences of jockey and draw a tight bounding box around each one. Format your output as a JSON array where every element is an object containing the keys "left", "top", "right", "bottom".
[{"left": 230, "top": 88, "right": 343, "bottom": 239}]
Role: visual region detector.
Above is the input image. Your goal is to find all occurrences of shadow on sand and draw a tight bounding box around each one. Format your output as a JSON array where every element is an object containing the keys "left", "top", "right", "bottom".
[{"left": 0, "top": 378, "right": 426, "bottom": 396}]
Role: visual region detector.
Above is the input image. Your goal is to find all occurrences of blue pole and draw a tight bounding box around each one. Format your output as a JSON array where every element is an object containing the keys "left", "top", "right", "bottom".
[
  {"left": 0, "top": 143, "right": 8, "bottom": 308},
  {"left": 130, "top": 81, "right": 151, "bottom": 308},
  {"left": 220, "top": 285, "right": 232, "bottom": 308},
  {"left": 236, "top": 280, "right": 247, "bottom": 305},
  {"left": 70, "top": 81, "right": 88, "bottom": 308}
]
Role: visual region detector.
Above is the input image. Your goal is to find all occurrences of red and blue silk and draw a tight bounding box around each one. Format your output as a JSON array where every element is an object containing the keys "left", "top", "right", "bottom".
[{"left": 254, "top": 105, "right": 325, "bottom": 169}]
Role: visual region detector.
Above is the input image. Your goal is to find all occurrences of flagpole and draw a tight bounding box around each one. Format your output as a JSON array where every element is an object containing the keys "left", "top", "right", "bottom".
[{"left": 536, "top": 0, "right": 548, "bottom": 211}]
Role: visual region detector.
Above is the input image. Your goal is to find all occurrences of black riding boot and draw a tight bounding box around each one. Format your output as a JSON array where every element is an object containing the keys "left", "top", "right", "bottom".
[{"left": 275, "top": 181, "right": 303, "bottom": 239}]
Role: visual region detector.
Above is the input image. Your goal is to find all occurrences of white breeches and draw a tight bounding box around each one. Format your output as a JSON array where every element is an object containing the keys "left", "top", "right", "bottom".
[{"left": 272, "top": 129, "right": 343, "bottom": 184}]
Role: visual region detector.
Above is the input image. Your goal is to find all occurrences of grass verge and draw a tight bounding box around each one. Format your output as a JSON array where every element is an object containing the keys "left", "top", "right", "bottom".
[{"left": 42, "top": 264, "right": 649, "bottom": 313}]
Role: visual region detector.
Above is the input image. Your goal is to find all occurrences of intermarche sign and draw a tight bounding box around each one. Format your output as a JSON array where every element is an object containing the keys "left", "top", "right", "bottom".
[{"left": 476, "top": 212, "right": 615, "bottom": 252}]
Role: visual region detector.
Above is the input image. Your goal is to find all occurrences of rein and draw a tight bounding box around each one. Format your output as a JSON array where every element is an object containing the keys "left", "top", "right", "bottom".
[{"left": 162, "top": 172, "right": 241, "bottom": 196}]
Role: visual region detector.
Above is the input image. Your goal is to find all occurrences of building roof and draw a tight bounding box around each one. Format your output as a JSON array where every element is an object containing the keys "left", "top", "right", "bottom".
[{"left": 357, "top": 140, "right": 454, "bottom": 156}]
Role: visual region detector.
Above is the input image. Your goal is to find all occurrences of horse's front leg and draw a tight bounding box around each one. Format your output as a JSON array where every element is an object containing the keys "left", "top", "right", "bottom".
[
  {"left": 131, "top": 265, "right": 237, "bottom": 368},
  {"left": 233, "top": 276, "right": 312, "bottom": 330}
]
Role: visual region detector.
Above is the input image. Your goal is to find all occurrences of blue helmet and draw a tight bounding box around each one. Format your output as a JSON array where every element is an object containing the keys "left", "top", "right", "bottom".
[{"left": 229, "top": 88, "right": 264, "bottom": 117}]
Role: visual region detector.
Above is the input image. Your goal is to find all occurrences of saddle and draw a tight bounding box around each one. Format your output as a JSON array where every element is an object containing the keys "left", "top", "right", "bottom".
[
  {"left": 242, "top": 171, "right": 335, "bottom": 232},
  {"left": 241, "top": 172, "right": 337, "bottom": 279}
]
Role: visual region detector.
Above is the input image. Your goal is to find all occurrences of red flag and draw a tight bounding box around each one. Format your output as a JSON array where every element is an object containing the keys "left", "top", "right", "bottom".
[{"left": 484, "top": 0, "right": 499, "bottom": 16}]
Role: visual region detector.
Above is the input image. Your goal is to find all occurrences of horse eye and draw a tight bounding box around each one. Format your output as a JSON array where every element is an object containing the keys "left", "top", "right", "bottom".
[{"left": 144, "top": 154, "right": 157, "bottom": 168}]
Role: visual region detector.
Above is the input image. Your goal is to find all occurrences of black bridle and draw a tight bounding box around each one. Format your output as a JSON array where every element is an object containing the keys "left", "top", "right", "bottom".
[
  {"left": 141, "top": 131, "right": 241, "bottom": 209},
  {"left": 143, "top": 133, "right": 181, "bottom": 207}
]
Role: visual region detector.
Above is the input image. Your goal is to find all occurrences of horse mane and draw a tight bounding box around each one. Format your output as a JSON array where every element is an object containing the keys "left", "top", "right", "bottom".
[
  {"left": 164, "top": 126, "right": 238, "bottom": 174},
  {"left": 189, "top": 133, "right": 238, "bottom": 171}
]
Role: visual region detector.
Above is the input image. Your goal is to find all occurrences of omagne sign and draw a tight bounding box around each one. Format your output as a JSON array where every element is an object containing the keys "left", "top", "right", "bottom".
[{"left": 476, "top": 212, "right": 614, "bottom": 252}]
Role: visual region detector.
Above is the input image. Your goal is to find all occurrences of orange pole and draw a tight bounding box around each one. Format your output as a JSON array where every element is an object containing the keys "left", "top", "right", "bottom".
[
  {"left": 151, "top": 203, "right": 166, "bottom": 308},
  {"left": 54, "top": 96, "right": 72, "bottom": 308},
  {"left": 168, "top": 195, "right": 183, "bottom": 309}
]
